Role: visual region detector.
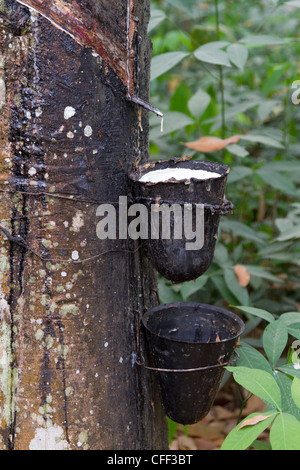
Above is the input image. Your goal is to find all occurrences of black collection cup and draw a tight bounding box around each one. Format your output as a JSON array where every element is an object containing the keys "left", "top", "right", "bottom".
[
  {"left": 142, "top": 302, "right": 245, "bottom": 425},
  {"left": 129, "top": 158, "right": 233, "bottom": 283}
]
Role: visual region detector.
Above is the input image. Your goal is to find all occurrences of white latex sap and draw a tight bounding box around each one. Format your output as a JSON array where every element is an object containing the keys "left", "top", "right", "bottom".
[{"left": 139, "top": 168, "right": 221, "bottom": 183}]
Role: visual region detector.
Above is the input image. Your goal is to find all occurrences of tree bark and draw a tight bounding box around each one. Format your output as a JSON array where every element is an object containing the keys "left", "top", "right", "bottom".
[{"left": 0, "top": 0, "right": 168, "bottom": 450}]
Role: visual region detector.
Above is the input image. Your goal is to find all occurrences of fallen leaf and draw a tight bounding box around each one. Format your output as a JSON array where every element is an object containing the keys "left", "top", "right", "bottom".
[
  {"left": 234, "top": 264, "right": 250, "bottom": 287},
  {"left": 177, "top": 435, "right": 198, "bottom": 450},
  {"left": 239, "top": 414, "right": 273, "bottom": 430},
  {"left": 182, "top": 135, "right": 241, "bottom": 153},
  {"left": 194, "top": 438, "right": 217, "bottom": 450}
]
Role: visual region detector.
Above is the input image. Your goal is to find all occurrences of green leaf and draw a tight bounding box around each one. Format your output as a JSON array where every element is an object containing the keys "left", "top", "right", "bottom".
[
  {"left": 286, "top": 323, "right": 300, "bottom": 341},
  {"left": 151, "top": 52, "right": 190, "bottom": 81},
  {"left": 291, "top": 377, "right": 300, "bottom": 408},
  {"left": 211, "top": 276, "right": 238, "bottom": 305},
  {"left": 180, "top": 276, "right": 208, "bottom": 301},
  {"left": 221, "top": 220, "right": 267, "bottom": 246},
  {"left": 270, "top": 413, "right": 300, "bottom": 450},
  {"left": 261, "top": 64, "right": 287, "bottom": 96},
  {"left": 170, "top": 81, "right": 192, "bottom": 115},
  {"left": 194, "top": 42, "right": 232, "bottom": 67},
  {"left": 165, "top": 0, "right": 198, "bottom": 15},
  {"left": 239, "top": 35, "right": 291, "bottom": 46},
  {"left": 240, "top": 134, "right": 284, "bottom": 149},
  {"left": 226, "top": 367, "right": 282, "bottom": 410},
  {"left": 148, "top": 9, "right": 166, "bottom": 33},
  {"left": 262, "top": 161, "right": 300, "bottom": 174},
  {"left": 224, "top": 268, "right": 249, "bottom": 306},
  {"left": 275, "top": 225, "right": 300, "bottom": 241},
  {"left": 274, "top": 372, "right": 300, "bottom": 419},
  {"left": 188, "top": 88, "right": 211, "bottom": 120},
  {"left": 167, "top": 418, "right": 178, "bottom": 445},
  {"left": 257, "top": 100, "right": 280, "bottom": 122},
  {"left": 243, "top": 265, "right": 283, "bottom": 284},
  {"left": 150, "top": 111, "right": 194, "bottom": 140},
  {"left": 221, "top": 411, "right": 277, "bottom": 450},
  {"left": 203, "top": 99, "right": 262, "bottom": 129},
  {"left": 227, "top": 166, "right": 253, "bottom": 183},
  {"left": 237, "top": 342, "right": 273, "bottom": 374},
  {"left": 277, "top": 364, "right": 300, "bottom": 380},
  {"left": 213, "top": 243, "right": 230, "bottom": 267},
  {"left": 226, "top": 144, "right": 249, "bottom": 158},
  {"left": 158, "top": 279, "right": 181, "bottom": 304},
  {"left": 227, "top": 43, "right": 248, "bottom": 71},
  {"left": 234, "top": 306, "right": 275, "bottom": 323},
  {"left": 251, "top": 440, "right": 272, "bottom": 450},
  {"left": 285, "top": 1, "right": 300, "bottom": 7},
  {"left": 263, "top": 320, "right": 288, "bottom": 368},
  {"left": 257, "top": 168, "right": 296, "bottom": 196}
]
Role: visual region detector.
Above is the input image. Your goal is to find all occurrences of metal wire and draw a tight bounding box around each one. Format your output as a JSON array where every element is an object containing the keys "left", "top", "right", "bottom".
[
  {"left": 129, "top": 196, "right": 234, "bottom": 216},
  {"left": 135, "top": 349, "right": 240, "bottom": 373}
]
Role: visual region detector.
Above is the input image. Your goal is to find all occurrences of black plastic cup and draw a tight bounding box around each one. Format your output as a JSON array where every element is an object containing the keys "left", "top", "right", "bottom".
[
  {"left": 142, "top": 303, "right": 244, "bottom": 425},
  {"left": 129, "top": 159, "right": 233, "bottom": 283}
]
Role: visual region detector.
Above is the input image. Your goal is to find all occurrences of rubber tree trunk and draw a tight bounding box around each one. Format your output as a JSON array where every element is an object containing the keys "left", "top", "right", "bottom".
[{"left": 0, "top": 0, "right": 168, "bottom": 450}]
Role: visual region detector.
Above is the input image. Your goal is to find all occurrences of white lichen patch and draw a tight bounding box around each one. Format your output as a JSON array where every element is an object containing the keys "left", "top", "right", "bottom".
[
  {"left": 72, "top": 211, "right": 84, "bottom": 233},
  {"left": 45, "top": 335, "right": 54, "bottom": 349},
  {"left": 29, "top": 424, "right": 70, "bottom": 450},
  {"left": 57, "top": 344, "right": 69, "bottom": 360},
  {"left": 71, "top": 250, "right": 79, "bottom": 261},
  {"left": 0, "top": 255, "right": 9, "bottom": 282},
  {"left": 65, "top": 386, "right": 74, "bottom": 397},
  {"left": 35, "top": 329, "right": 44, "bottom": 341},
  {"left": 59, "top": 303, "right": 79, "bottom": 317},
  {"left": 84, "top": 125, "right": 93, "bottom": 137},
  {"left": 77, "top": 430, "right": 88, "bottom": 449},
  {"left": 28, "top": 166, "right": 37, "bottom": 176},
  {"left": 64, "top": 106, "right": 76, "bottom": 120}
]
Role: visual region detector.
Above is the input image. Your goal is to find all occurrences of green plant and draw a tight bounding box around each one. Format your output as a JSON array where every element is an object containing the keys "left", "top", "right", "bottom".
[
  {"left": 149, "top": 0, "right": 300, "bottom": 449},
  {"left": 149, "top": 0, "right": 300, "bottom": 314},
  {"left": 221, "top": 306, "right": 300, "bottom": 450}
]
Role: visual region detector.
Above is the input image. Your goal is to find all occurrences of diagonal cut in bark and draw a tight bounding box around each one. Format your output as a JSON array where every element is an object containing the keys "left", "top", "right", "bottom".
[{"left": 16, "top": 0, "right": 137, "bottom": 94}]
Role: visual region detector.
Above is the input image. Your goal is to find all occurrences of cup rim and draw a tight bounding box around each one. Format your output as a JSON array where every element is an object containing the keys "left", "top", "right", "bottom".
[
  {"left": 129, "top": 159, "right": 230, "bottom": 185},
  {"left": 142, "top": 302, "right": 245, "bottom": 345}
]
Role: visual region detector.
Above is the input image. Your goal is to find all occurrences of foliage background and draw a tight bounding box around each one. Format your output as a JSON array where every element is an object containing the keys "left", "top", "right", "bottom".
[
  {"left": 147, "top": 0, "right": 300, "bottom": 449},
  {"left": 149, "top": 0, "right": 300, "bottom": 319}
]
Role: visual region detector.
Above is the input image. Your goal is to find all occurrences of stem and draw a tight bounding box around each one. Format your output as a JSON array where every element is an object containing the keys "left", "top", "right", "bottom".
[
  {"left": 214, "top": 0, "right": 226, "bottom": 139},
  {"left": 235, "top": 384, "right": 252, "bottom": 424},
  {"left": 214, "top": 0, "right": 220, "bottom": 38},
  {"left": 219, "top": 66, "right": 226, "bottom": 139},
  {"left": 254, "top": 4, "right": 280, "bottom": 34}
]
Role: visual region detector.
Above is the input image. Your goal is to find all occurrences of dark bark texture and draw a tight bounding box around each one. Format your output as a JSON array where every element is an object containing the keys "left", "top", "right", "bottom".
[{"left": 0, "top": 0, "right": 168, "bottom": 450}]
